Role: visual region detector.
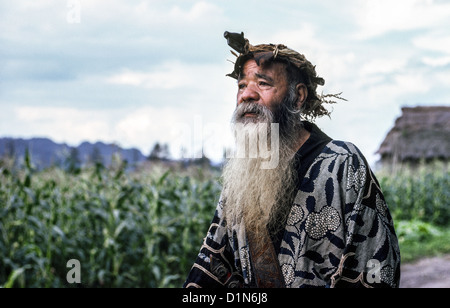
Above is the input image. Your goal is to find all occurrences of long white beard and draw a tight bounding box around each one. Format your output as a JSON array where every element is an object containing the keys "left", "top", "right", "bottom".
[{"left": 221, "top": 102, "right": 300, "bottom": 239}]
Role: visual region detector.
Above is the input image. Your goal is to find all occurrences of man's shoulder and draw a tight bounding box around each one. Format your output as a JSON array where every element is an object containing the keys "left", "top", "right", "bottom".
[
  {"left": 310, "top": 140, "right": 369, "bottom": 172},
  {"left": 322, "top": 140, "right": 363, "bottom": 156},
  {"left": 299, "top": 140, "right": 374, "bottom": 197}
]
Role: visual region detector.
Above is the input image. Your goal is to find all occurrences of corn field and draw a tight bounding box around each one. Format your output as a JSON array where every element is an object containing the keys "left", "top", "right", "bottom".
[
  {"left": 0, "top": 157, "right": 449, "bottom": 288},
  {"left": 378, "top": 164, "right": 450, "bottom": 227},
  {"left": 0, "top": 158, "right": 220, "bottom": 288}
]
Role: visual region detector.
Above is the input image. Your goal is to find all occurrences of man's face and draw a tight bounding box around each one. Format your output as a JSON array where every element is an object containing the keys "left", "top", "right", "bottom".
[
  {"left": 223, "top": 59, "right": 299, "bottom": 237},
  {"left": 236, "top": 59, "right": 289, "bottom": 118}
]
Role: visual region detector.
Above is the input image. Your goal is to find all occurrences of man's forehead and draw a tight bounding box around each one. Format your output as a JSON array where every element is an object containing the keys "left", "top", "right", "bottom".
[{"left": 239, "top": 59, "right": 287, "bottom": 81}]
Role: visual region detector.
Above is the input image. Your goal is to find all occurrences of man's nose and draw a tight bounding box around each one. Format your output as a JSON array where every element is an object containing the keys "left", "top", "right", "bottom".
[{"left": 238, "top": 84, "right": 260, "bottom": 104}]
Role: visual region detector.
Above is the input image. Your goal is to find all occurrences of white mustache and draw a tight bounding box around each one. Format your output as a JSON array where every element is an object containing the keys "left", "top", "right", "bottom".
[{"left": 233, "top": 102, "right": 273, "bottom": 123}]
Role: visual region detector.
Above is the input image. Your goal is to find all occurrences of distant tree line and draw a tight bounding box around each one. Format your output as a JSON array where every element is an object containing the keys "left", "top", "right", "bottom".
[{"left": 147, "top": 142, "right": 213, "bottom": 168}]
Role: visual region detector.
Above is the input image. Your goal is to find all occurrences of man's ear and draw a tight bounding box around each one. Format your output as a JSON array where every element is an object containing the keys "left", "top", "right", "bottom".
[{"left": 296, "top": 83, "right": 308, "bottom": 109}]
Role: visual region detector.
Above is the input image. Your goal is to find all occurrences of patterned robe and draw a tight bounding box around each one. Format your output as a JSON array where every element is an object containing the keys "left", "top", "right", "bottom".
[{"left": 184, "top": 124, "right": 401, "bottom": 288}]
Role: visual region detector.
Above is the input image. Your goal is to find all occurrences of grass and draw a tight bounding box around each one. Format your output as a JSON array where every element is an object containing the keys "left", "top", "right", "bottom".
[{"left": 395, "top": 220, "right": 450, "bottom": 263}]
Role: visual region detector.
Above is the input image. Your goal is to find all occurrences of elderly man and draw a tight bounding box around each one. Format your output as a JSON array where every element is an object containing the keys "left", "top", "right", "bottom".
[{"left": 183, "top": 32, "right": 400, "bottom": 288}]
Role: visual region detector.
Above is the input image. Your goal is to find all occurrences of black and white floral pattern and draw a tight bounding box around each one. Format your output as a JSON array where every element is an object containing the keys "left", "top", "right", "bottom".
[{"left": 184, "top": 140, "right": 401, "bottom": 288}]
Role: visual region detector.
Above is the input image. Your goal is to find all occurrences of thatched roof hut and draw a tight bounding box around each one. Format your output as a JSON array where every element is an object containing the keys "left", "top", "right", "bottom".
[{"left": 377, "top": 106, "right": 450, "bottom": 165}]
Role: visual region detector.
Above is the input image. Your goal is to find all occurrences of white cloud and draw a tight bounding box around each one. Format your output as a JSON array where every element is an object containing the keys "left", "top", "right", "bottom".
[
  {"left": 106, "top": 61, "right": 226, "bottom": 90},
  {"left": 265, "top": 25, "right": 357, "bottom": 93},
  {"left": 13, "top": 106, "right": 115, "bottom": 145},
  {"left": 394, "top": 73, "right": 432, "bottom": 95},
  {"left": 79, "top": 0, "right": 224, "bottom": 34},
  {"left": 0, "top": 0, "right": 225, "bottom": 43},
  {"left": 360, "top": 58, "right": 407, "bottom": 76},
  {"left": 115, "top": 106, "right": 187, "bottom": 155},
  {"left": 168, "top": 1, "right": 224, "bottom": 23},
  {"left": 351, "top": 0, "right": 450, "bottom": 39},
  {"left": 115, "top": 105, "right": 234, "bottom": 161},
  {"left": 413, "top": 34, "right": 450, "bottom": 54},
  {"left": 106, "top": 63, "right": 196, "bottom": 90},
  {"left": 10, "top": 102, "right": 235, "bottom": 162},
  {"left": 265, "top": 24, "right": 326, "bottom": 53},
  {"left": 422, "top": 56, "right": 450, "bottom": 67},
  {"left": 435, "top": 71, "right": 450, "bottom": 90}
]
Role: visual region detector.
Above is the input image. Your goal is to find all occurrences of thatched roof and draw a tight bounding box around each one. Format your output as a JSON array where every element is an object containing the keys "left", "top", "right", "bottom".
[{"left": 377, "top": 106, "right": 450, "bottom": 162}]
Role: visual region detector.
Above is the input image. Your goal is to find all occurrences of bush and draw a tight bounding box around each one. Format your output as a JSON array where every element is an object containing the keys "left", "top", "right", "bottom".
[
  {"left": 395, "top": 220, "right": 442, "bottom": 243},
  {"left": 395, "top": 220, "right": 450, "bottom": 262}
]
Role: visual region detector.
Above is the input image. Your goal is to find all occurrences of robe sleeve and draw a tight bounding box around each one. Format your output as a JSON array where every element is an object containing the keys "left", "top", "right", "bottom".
[
  {"left": 183, "top": 199, "right": 244, "bottom": 288},
  {"left": 330, "top": 144, "right": 401, "bottom": 288}
]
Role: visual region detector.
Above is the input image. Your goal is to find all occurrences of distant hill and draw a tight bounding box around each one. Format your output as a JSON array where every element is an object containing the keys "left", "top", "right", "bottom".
[{"left": 0, "top": 137, "right": 147, "bottom": 170}]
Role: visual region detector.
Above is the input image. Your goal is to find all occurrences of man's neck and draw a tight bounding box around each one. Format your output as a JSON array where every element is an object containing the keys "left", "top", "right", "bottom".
[{"left": 294, "top": 126, "right": 311, "bottom": 153}]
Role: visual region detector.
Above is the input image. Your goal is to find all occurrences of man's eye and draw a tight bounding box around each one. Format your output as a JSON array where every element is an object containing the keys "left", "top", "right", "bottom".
[
  {"left": 258, "top": 81, "right": 270, "bottom": 87},
  {"left": 238, "top": 83, "right": 246, "bottom": 89}
]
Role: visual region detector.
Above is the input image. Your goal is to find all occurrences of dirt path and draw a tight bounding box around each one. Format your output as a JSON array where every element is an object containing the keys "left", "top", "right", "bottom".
[{"left": 400, "top": 254, "right": 450, "bottom": 288}]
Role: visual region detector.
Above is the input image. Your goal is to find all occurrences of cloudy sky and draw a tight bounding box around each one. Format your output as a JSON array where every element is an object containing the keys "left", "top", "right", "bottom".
[{"left": 1, "top": 0, "right": 449, "bottom": 166}]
